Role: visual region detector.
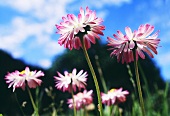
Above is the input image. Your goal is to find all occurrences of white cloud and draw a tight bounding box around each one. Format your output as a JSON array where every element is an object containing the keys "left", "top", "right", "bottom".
[
  {"left": 0, "top": 0, "right": 73, "bottom": 19},
  {"left": 0, "top": 0, "right": 74, "bottom": 58},
  {"left": 0, "top": 0, "right": 131, "bottom": 61},
  {"left": 43, "top": 40, "right": 65, "bottom": 56},
  {"left": 0, "top": 17, "right": 43, "bottom": 56},
  {"left": 0, "top": 0, "right": 144, "bottom": 70},
  {"left": 100, "top": 0, "right": 132, "bottom": 6},
  {"left": 38, "top": 59, "right": 52, "bottom": 69},
  {"left": 97, "top": 10, "right": 109, "bottom": 20},
  {"left": 69, "top": 0, "right": 131, "bottom": 10}
]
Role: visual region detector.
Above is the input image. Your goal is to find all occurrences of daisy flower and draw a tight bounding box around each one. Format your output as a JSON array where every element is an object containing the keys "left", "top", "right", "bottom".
[
  {"left": 101, "top": 88, "right": 129, "bottom": 106},
  {"left": 54, "top": 68, "right": 88, "bottom": 92},
  {"left": 107, "top": 24, "right": 160, "bottom": 63},
  {"left": 5, "top": 67, "right": 44, "bottom": 92},
  {"left": 56, "top": 6, "right": 105, "bottom": 50},
  {"left": 67, "top": 90, "right": 93, "bottom": 110}
]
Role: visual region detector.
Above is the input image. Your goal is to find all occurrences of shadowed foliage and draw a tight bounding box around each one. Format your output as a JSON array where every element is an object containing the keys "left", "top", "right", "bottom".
[
  {"left": 48, "top": 41, "right": 166, "bottom": 113},
  {"left": 0, "top": 40, "right": 167, "bottom": 115}
]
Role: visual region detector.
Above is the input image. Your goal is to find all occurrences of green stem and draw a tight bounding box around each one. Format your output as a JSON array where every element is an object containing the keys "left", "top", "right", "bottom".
[
  {"left": 84, "top": 105, "right": 88, "bottom": 116},
  {"left": 109, "top": 105, "right": 113, "bottom": 116},
  {"left": 112, "top": 105, "right": 119, "bottom": 116},
  {"left": 116, "top": 105, "right": 120, "bottom": 116},
  {"left": 138, "top": 62, "right": 150, "bottom": 98},
  {"left": 95, "top": 55, "right": 107, "bottom": 93},
  {"left": 27, "top": 87, "right": 39, "bottom": 116},
  {"left": 126, "top": 64, "right": 137, "bottom": 96},
  {"left": 82, "top": 42, "right": 103, "bottom": 116},
  {"left": 35, "top": 87, "right": 39, "bottom": 110},
  {"left": 71, "top": 86, "right": 77, "bottom": 116},
  {"left": 14, "top": 93, "right": 25, "bottom": 116},
  {"left": 134, "top": 58, "right": 146, "bottom": 116}
]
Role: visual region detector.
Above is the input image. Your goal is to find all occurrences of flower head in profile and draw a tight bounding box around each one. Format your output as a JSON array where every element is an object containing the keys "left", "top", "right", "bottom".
[
  {"left": 54, "top": 68, "right": 88, "bottom": 92},
  {"left": 101, "top": 88, "right": 129, "bottom": 106},
  {"left": 67, "top": 90, "right": 93, "bottom": 110},
  {"left": 5, "top": 67, "right": 44, "bottom": 92},
  {"left": 56, "top": 6, "right": 105, "bottom": 50},
  {"left": 107, "top": 24, "right": 160, "bottom": 63}
]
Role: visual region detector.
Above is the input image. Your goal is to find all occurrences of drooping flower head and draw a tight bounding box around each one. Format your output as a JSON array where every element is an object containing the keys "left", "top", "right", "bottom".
[
  {"left": 67, "top": 90, "right": 93, "bottom": 110},
  {"left": 56, "top": 6, "right": 105, "bottom": 50},
  {"left": 54, "top": 68, "right": 88, "bottom": 92},
  {"left": 101, "top": 88, "right": 129, "bottom": 106},
  {"left": 107, "top": 24, "right": 160, "bottom": 63},
  {"left": 5, "top": 67, "right": 44, "bottom": 92}
]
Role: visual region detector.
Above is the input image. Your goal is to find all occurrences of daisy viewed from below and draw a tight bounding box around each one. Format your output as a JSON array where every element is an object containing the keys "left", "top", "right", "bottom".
[
  {"left": 107, "top": 24, "right": 160, "bottom": 63},
  {"left": 56, "top": 6, "right": 105, "bottom": 50},
  {"left": 54, "top": 68, "right": 88, "bottom": 92},
  {"left": 5, "top": 67, "right": 44, "bottom": 92},
  {"left": 101, "top": 88, "right": 129, "bottom": 106},
  {"left": 67, "top": 90, "right": 93, "bottom": 110}
]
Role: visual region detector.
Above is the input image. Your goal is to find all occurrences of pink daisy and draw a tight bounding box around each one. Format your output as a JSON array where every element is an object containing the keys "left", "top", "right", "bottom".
[
  {"left": 54, "top": 68, "right": 88, "bottom": 92},
  {"left": 56, "top": 6, "right": 105, "bottom": 50},
  {"left": 101, "top": 88, "right": 129, "bottom": 106},
  {"left": 5, "top": 67, "right": 44, "bottom": 92},
  {"left": 67, "top": 90, "right": 93, "bottom": 110},
  {"left": 107, "top": 24, "right": 160, "bottom": 63}
]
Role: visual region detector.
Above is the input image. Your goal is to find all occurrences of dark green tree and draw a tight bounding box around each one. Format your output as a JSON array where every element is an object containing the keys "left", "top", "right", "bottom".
[{"left": 48, "top": 41, "right": 165, "bottom": 113}]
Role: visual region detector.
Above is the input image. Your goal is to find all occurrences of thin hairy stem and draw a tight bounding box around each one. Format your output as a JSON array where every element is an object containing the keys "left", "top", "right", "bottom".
[
  {"left": 134, "top": 58, "right": 146, "bottom": 116},
  {"left": 14, "top": 93, "right": 25, "bottom": 116},
  {"left": 95, "top": 55, "right": 107, "bottom": 93},
  {"left": 82, "top": 42, "right": 103, "bottom": 116},
  {"left": 27, "top": 87, "right": 39, "bottom": 116},
  {"left": 71, "top": 86, "right": 77, "bottom": 116}
]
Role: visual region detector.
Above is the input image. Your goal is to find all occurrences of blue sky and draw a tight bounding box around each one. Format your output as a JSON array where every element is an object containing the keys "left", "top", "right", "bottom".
[{"left": 0, "top": 0, "right": 170, "bottom": 81}]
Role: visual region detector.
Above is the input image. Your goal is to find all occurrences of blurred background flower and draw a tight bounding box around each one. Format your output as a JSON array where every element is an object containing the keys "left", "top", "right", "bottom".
[
  {"left": 67, "top": 90, "right": 93, "bottom": 110},
  {"left": 5, "top": 67, "right": 44, "bottom": 92},
  {"left": 54, "top": 68, "right": 88, "bottom": 92},
  {"left": 101, "top": 88, "right": 129, "bottom": 106}
]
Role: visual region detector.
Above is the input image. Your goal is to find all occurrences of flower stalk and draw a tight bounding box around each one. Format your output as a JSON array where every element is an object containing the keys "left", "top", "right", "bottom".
[
  {"left": 14, "top": 93, "right": 25, "bottom": 116},
  {"left": 134, "top": 52, "right": 146, "bottom": 116},
  {"left": 27, "top": 86, "right": 39, "bottom": 116},
  {"left": 126, "top": 64, "right": 137, "bottom": 96},
  {"left": 71, "top": 86, "right": 77, "bottom": 116},
  {"left": 82, "top": 41, "right": 103, "bottom": 116},
  {"left": 95, "top": 55, "right": 107, "bottom": 93}
]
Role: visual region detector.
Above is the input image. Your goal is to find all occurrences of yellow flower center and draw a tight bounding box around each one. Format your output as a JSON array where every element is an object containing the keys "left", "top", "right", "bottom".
[
  {"left": 20, "top": 70, "right": 25, "bottom": 75},
  {"left": 20, "top": 70, "right": 33, "bottom": 76},
  {"left": 74, "top": 23, "right": 80, "bottom": 28},
  {"left": 108, "top": 88, "right": 116, "bottom": 94}
]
